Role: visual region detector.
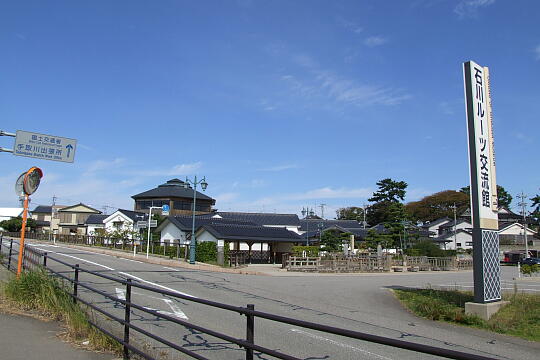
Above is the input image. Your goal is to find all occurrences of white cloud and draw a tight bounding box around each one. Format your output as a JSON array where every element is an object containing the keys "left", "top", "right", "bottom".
[
  {"left": 85, "top": 158, "right": 125, "bottom": 173},
  {"left": 280, "top": 53, "right": 410, "bottom": 107},
  {"left": 214, "top": 192, "right": 239, "bottom": 203},
  {"left": 454, "top": 0, "right": 495, "bottom": 18},
  {"left": 258, "top": 164, "right": 298, "bottom": 172},
  {"left": 337, "top": 17, "right": 364, "bottom": 34},
  {"left": 135, "top": 162, "right": 202, "bottom": 177},
  {"left": 315, "top": 71, "right": 411, "bottom": 106},
  {"left": 364, "top": 36, "right": 388, "bottom": 47},
  {"left": 535, "top": 45, "right": 540, "bottom": 60}
]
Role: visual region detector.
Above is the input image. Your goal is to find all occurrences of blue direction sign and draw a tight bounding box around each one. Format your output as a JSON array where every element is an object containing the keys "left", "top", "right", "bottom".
[
  {"left": 162, "top": 204, "right": 170, "bottom": 216},
  {"left": 13, "top": 130, "right": 77, "bottom": 163}
]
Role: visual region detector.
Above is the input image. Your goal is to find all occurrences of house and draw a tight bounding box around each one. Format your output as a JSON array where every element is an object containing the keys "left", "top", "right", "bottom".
[
  {"left": 421, "top": 217, "right": 452, "bottom": 237},
  {"left": 298, "top": 218, "right": 369, "bottom": 244},
  {"left": 103, "top": 209, "right": 147, "bottom": 237},
  {"left": 132, "top": 178, "right": 215, "bottom": 216},
  {"left": 57, "top": 203, "right": 102, "bottom": 235},
  {"left": 215, "top": 212, "right": 301, "bottom": 233},
  {"left": 434, "top": 229, "right": 473, "bottom": 250},
  {"left": 498, "top": 222, "right": 538, "bottom": 246},
  {"left": 438, "top": 219, "right": 473, "bottom": 236},
  {"left": 30, "top": 205, "right": 66, "bottom": 233},
  {"left": 85, "top": 214, "right": 108, "bottom": 236},
  {"left": 195, "top": 223, "right": 302, "bottom": 263},
  {"left": 156, "top": 215, "right": 258, "bottom": 245}
]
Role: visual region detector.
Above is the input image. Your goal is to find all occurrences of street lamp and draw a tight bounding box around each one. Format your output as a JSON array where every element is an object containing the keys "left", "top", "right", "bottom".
[
  {"left": 146, "top": 206, "right": 161, "bottom": 259},
  {"left": 184, "top": 176, "right": 208, "bottom": 264}
]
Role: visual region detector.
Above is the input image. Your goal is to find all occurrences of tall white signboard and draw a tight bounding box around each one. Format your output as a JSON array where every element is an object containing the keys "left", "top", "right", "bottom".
[{"left": 463, "top": 61, "right": 500, "bottom": 303}]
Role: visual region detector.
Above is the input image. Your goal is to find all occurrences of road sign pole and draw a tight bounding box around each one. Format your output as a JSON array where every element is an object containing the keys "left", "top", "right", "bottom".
[{"left": 16, "top": 194, "right": 29, "bottom": 277}]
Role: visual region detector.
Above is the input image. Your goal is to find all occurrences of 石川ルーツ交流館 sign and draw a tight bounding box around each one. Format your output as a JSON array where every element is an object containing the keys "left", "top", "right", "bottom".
[{"left": 13, "top": 130, "right": 77, "bottom": 163}]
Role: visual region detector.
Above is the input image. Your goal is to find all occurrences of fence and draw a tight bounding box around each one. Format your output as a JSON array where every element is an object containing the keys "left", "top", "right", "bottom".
[
  {"left": 286, "top": 254, "right": 473, "bottom": 272},
  {"left": 0, "top": 235, "right": 497, "bottom": 360}
]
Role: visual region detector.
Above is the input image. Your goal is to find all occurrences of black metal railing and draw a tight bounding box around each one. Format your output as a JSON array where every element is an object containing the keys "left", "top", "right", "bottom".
[{"left": 0, "top": 234, "right": 499, "bottom": 360}]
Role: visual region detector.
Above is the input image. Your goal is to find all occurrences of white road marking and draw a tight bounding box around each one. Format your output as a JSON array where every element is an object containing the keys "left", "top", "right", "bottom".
[
  {"left": 162, "top": 299, "right": 189, "bottom": 320},
  {"left": 31, "top": 247, "right": 115, "bottom": 271},
  {"left": 120, "top": 258, "right": 144, "bottom": 264},
  {"left": 163, "top": 266, "right": 179, "bottom": 271},
  {"left": 290, "top": 329, "right": 394, "bottom": 360},
  {"left": 115, "top": 287, "right": 188, "bottom": 320},
  {"left": 116, "top": 288, "right": 126, "bottom": 301},
  {"left": 118, "top": 272, "right": 196, "bottom": 298}
]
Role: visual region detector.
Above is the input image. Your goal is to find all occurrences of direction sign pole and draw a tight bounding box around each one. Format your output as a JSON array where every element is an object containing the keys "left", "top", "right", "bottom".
[{"left": 16, "top": 194, "right": 30, "bottom": 277}]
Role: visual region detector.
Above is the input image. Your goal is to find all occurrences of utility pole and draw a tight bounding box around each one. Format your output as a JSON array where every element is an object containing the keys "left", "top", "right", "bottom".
[
  {"left": 363, "top": 203, "right": 367, "bottom": 229},
  {"left": 451, "top": 203, "right": 457, "bottom": 250},
  {"left": 517, "top": 192, "right": 529, "bottom": 258},
  {"left": 319, "top": 203, "right": 326, "bottom": 219},
  {"left": 50, "top": 195, "right": 57, "bottom": 243}
]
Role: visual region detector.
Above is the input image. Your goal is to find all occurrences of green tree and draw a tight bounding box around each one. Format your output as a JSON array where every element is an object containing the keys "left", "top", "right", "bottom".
[
  {"left": 0, "top": 217, "right": 37, "bottom": 232},
  {"left": 362, "top": 229, "right": 394, "bottom": 250},
  {"left": 336, "top": 207, "right": 364, "bottom": 222},
  {"left": 320, "top": 229, "right": 350, "bottom": 252},
  {"left": 459, "top": 185, "right": 512, "bottom": 208},
  {"left": 367, "top": 178, "right": 408, "bottom": 226},
  {"left": 368, "top": 178, "right": 407, "bottom": 203},
  {"left": 531, "top": 194, "right": 540, "bottom": 228},
  {"left": 405, "top": 190, "right": 469, "bottom": 223}
]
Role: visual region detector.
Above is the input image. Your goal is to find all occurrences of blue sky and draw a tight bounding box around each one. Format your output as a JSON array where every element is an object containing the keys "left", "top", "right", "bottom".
[{"left": 1, "top": 0, "right": 539, "bottom": 217}]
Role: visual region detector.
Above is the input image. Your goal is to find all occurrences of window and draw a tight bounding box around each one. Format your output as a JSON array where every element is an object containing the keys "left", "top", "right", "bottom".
[
  {"left": 466, "top": 242, "right": 473, "bottom": 246},
  {"left": 59, "top": 213, "right": 72, "bottom": 223},
  {"left": 137, "top": 200, "right": 169, "bottom": 210},
  {"left": 456, "top": 243, "right": 462, "bottom": 247},
  {"left": 174, "top": 201, "right": 191, "bottom": 210}
]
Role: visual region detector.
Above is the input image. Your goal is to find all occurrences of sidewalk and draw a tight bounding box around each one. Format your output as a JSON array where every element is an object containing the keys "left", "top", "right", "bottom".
[
  {"left": 0, "top": 267, "right": 117, "bottom": 360},
  {"left": 0, "top": 312, "right": 117, "bottom": 360}
]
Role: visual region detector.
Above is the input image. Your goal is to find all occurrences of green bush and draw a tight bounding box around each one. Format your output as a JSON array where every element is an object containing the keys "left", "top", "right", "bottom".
[
  {"left": 3, "top": 269, "right": 120, "bottom": 352},
  {"left": 405, "top": 240, "right": 455, "bottom": 257},
  {"left": 291, "top": 246, "right": 319, "bottom": 257},
  {"left": 195, "top": 241, "right": 217, "bottom": 263},
  {"left": 521, "top": 264, "right": 540, "bottom": 276}
]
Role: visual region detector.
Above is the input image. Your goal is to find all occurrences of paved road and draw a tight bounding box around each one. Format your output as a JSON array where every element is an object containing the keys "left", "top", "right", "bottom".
[{"left": 4, "top": 241, "right": 540, "bottom": 360}]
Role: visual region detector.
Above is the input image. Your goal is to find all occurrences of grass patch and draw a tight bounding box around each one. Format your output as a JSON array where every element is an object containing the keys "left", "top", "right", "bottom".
[
  {"left": 1, "top": 269, "right": 122, "bottom": 353},
  {"left": 394, "top": 287, "right": 540, "bottom": 342}
]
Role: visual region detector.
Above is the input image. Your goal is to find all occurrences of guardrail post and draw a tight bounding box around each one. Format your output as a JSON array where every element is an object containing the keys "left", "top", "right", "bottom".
[
  {"left": 73, "top": 264, "right": 79, "bottom": 304},
  {"left": 245, "top": 304, "right": 254, "bottom": 360},
  {"left": 8, "top": 239, "right": 14, "bottom": 271},
  {"left": 43, "top": 252, "right": 48, "bottom": 268},
  {"left": 123, "top": 279, "right": 132, "bottom": 360}
]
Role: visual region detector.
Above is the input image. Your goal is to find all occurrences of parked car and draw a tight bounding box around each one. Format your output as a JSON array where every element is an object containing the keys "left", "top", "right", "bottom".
[{"left": 520, "top": 257, "right": 540, "bottom": 266}]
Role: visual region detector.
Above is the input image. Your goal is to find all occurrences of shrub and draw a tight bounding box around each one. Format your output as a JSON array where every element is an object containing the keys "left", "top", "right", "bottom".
[
  {"left": 195, "top": 241, "right": 217, "bottom": 263},
  {"left": 291, "top": 246, "right": 319, "bottom": 257}
]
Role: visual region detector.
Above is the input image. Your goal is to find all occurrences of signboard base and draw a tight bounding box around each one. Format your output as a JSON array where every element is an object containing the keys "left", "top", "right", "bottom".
[{"left": 473, "top": 229, "right": 501, "bottom": 303}]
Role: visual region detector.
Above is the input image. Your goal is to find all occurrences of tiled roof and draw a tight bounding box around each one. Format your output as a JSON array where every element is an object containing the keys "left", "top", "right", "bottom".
[
  {"left": 32, "top": 205, "right": 52, "bottom": 213},
  {"left": 85, "top": 214, "right": 108, "bottom": 225},
  {"left": 218, "top": 212, "right": 300, "bottom": 226},
  {"left": 200, "top": 223, "right": 301, "bottom": 242},
  {"left": 113, "top": 209, "right": 147, "bottom": 222},
  {"left": 132, "top": 178, "right": 214, "bottom": 201},
  {"left": 299, "top": 219, "right": 363, "bottom": 231},
  {"left": 421, "top": 217, "right": 452, "bottom": 229},
  {"left": 166, "top": 215, "right": 258, "bottom": 232}
]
